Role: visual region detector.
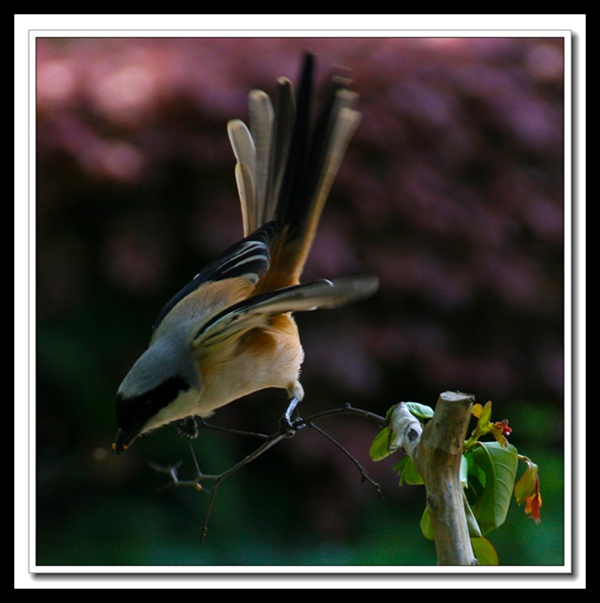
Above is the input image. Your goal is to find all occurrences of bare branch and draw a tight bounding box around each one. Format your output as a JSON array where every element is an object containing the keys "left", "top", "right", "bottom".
[{"left": 411, "top": 391, "right": 477, "bottom": 566}]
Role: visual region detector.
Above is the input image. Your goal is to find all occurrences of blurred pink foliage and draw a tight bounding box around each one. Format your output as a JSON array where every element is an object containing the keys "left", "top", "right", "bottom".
[{"left": 36, "top": 35, "right": 564, "bottom": 413}]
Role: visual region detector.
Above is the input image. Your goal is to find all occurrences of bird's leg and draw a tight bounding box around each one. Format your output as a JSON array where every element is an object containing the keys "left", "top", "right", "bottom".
[
  {"left": 279, "top": 382, "right": 305, "bottom": 436},
  {"left": 279, "top": 397, "right": 301, "bottom": 436}
]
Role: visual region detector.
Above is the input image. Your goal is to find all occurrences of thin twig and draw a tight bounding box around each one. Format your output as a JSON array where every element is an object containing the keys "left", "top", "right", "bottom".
[
  {"left": 309, "top": 422, "right": 383, "bottom": 497},
  {"left": 197, "top": 417, "right": 271, "bottom": 440},
  {"left": 296, "top": 404, "right": 387, "bottom": 428}
]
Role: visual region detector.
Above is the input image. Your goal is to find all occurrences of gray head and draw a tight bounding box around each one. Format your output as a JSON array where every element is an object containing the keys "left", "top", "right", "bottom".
[{"left": 114, "top": 333, "right": 201, "bottom": 453}]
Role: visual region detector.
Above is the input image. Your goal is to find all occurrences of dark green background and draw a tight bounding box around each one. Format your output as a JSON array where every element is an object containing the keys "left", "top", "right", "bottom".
[{"left": 35, "top": 37, "right": 565, "bottom": 567}]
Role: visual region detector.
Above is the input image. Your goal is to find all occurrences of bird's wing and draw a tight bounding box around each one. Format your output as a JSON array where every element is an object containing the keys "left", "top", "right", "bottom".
[
  {"left": 192, "top": 275, "right": 379, "bottom": 350},
  {"left": 152, "top": 222, "right": 278, "bottom": 332}
]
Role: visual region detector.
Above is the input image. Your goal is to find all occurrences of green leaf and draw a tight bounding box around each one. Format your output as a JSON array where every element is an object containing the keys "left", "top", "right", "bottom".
[
  {"left": 472, "top": 401, "right": 492, "bottom": 424},
  {"left": 464, "top": 450, "right": 485, "bottom": 505},
  {"left": 514, "top": 457, "right": 539, "bottom": 504},
  {"left": 420, "top": 507, "right": 434, "bottom": 540},
  {"left": 470, "top": 442, "right": 518, "bottom": 535},
  {"left": 471, "top": 537, "right": 499, "bottom": 565},
  {"left": 463, "top": 491, "right": 482, "bottom": 538},
  {"left": 393, "top": 456, "right": 424, "bottom": 485},
  {"left": 369, "top": 427, "right": 393, "bottom": 461},
  {"left": 460, "top": 455, "right": 469, "bottom": 488},
  {"left": 405, "top": 402, "right": 434, "bottom": 421}
]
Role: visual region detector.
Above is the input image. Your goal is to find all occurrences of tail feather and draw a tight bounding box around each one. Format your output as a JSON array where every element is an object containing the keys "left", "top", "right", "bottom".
[
  {"left": 228, "top": 52, "right": 360, "bottom": 290},
  {"left": 227, "top": 119, "right": 257, "bottom": 235},
  {"left": 248, "top": 89, "right": 274, "bottom": 230},
  {"left": 287, "top": 85, "right": 360, "bottom": 270},
  {"left": 265, "top": 77, "right": 295, "bottom": 225},
  {"left": 275, "top": 53, "right": 314, "bottom": 237}
]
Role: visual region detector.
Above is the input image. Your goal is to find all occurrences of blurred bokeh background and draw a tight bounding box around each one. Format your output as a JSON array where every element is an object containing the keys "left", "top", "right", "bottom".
[{"left": 35, "top": 36, "right": 565, "bottom": 567}]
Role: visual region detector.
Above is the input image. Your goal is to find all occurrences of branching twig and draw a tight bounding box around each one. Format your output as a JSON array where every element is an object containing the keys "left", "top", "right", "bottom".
[
  {"left": 149, "top": 403, "right": 386, "bottom": 544},
  {"left": 198, "top": 433, "right": 287, "bottom": 544},
  {"left": 148, "top": 459, "right": 204, "bottom": 492}
]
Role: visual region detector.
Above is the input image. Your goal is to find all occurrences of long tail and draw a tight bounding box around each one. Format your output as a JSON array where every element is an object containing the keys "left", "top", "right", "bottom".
[{"left": 227, "top": 53, "right": 361, "bottom": 291}]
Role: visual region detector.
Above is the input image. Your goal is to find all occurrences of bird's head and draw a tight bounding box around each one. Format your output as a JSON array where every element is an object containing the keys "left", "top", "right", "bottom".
[{"left": 113, "top": 333, "right": 201, "bottom": 453}]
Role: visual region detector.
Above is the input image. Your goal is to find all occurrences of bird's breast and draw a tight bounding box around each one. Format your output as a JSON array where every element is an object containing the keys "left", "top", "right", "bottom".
[{"left": 195, "top": 315, "right": 304, "bottom": 415}]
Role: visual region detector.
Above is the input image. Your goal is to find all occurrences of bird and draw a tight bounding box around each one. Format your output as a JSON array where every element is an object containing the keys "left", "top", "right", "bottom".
[{"left": 113, "top": 52, "right": 379, "bottom": 453}]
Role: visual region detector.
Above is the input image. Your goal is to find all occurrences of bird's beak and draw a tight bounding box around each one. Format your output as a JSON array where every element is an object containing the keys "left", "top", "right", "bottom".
[{"left": 112, "top": 426, "right": 141, "bottom": 454}]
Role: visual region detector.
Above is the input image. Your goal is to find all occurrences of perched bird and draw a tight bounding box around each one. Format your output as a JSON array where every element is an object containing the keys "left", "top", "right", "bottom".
[{"left": 113, "top": 52, "right": 378, "bottom": 453}]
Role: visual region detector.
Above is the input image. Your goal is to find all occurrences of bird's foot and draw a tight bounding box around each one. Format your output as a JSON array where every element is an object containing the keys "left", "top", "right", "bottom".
[{"left": 176, "top": 415, "right": 199, "bottom": 439}]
